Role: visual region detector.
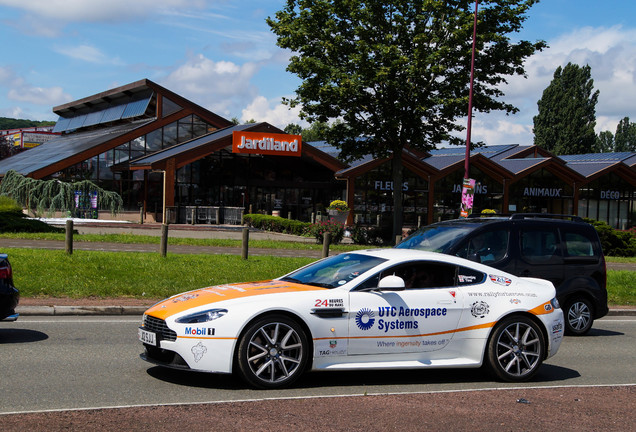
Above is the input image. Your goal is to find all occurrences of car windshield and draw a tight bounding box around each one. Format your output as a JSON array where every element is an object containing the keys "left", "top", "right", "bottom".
[
  {"left": 280, "top": 253, "right": 387, "bottom": 288},
  {"left": 396, "top": 225, "right": 473, "bottom": 252}
]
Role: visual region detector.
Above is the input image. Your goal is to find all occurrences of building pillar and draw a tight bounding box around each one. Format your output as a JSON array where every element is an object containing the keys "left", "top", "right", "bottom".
[{"left": 164, "top": 158, "right": 176, "bottom": 207}]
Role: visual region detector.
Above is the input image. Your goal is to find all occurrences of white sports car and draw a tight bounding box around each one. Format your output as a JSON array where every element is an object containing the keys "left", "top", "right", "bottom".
[{"left": 139, "top": 249, "right": 564, "bottom": 389}]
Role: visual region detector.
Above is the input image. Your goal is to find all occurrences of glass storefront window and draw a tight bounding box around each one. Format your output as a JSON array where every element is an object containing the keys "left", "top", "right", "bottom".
[
  {"left": 146, "top": 129, "right": 162, "bottom": 152},
  {"left": 163, "top": 122, "right": 178, "bottom": 148},
  {"left": 352, "top": 163, "right": 428, "bottom": 226},
  {"left": 98, "top": 150, "right": 114, "bottom": 180},
  {"left": 508, "top": 168, "right": 573, "bottom": 215},
  {"left": 433, "top": 167, "right": 502, "bottom": 221},
  {"left": 115, "top": 142, "right": 130, "bottom": 164},
  {"left": 178, "top": 115, "right": 194, "bottom": 143},
  {"left": 131, "top": 136, "right": 145, "bottom": 155}
]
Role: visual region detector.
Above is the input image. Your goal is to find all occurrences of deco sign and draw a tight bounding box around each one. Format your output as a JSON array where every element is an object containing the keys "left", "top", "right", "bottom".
[{"left": 232, "top": 131, "right": 302, "bottom": 157}]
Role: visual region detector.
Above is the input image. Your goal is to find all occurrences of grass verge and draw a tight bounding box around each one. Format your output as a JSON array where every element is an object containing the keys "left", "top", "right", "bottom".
[{"left": 7, "top": 248, "right": 314, "bottom": 300}]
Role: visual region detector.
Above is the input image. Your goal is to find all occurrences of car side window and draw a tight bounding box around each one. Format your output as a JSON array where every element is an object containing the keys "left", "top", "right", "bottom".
[
  {"left": 356, "top": 261, "right": 458, "bottom": 290},
  {"left": 457, "top": 266, "right": 486, "bottom": 286},
  {"left": 520, "top": 228, "right": 561, "bottom": 263},
  {"left": 456, "top": 229, "right": 509, "bottom": 264},
  {"left": 563, "top": 231, "right": 594, "bottom": 257}
]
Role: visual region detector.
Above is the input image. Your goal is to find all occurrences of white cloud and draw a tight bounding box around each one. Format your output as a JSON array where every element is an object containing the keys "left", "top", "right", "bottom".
[
  {"left": 161, "top": 54, "right": 260, "bottom": 116},
  {"left": 8, "top": 84, "right": 72, "bottom": 106},
  {"left": 0, "top": 66, "right": 73, "bottom": 106},
  {"left": 54, "top": 44, "right": 123, "bottom": 65},
  {"left": 0, "top": 0, "right": 207, "bottom": 22},
  {"left": 0, "top": 0, "right": 209, "bottom": 36},
  {"left": 241, "top": 96, "right": 305, "bottom": 129}
]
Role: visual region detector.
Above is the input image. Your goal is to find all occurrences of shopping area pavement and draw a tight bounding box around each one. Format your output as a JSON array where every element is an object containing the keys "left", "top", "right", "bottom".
[{"left": 3, "top": 220, "right": 635, "bottom": 317}]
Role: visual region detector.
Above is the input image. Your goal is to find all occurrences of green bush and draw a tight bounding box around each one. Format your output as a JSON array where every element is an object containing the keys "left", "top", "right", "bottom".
[
  {"left": 350, "top": 223, "right": 388, "bottom": 246},
  {"left": 0, "top": 196, "right": 64, "bottom": 233},
  {"left": 306, "top": 220, "right": 345, "bottom": 244},
  {"left": 0, "top": 195, "right": 23, "bottom": 214},
  {"left": 585, "top": 218, "right": 636, "bottom": 257},
  {"left": 242, "top": 214, "right": 311, "bottom": 236}
]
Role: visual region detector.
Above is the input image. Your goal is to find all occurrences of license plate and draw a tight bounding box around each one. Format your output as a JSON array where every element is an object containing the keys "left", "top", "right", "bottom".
[{"left": 138, "top": 328, "right": 157, "bottom": 346}]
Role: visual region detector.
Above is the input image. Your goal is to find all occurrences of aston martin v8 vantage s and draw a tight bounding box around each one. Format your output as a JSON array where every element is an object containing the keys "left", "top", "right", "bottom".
[{"left": 139, "top": 249, "right": 564, "bottom": 389}]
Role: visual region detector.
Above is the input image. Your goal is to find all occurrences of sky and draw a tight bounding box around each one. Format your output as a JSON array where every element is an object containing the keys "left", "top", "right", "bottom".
[{"left": 0, "top": 0, "right": 635, "bottom": 148}]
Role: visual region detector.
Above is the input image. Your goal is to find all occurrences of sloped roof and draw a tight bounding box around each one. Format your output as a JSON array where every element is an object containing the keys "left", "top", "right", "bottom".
[
  {"left": 496, "top": 157, "right": 551, "bottom": 175},
  {"left": 565, "top": 161, "right": 618, "bottom": 178},
  {"left": 0, "top": 120, "right": 152, "bottom": 176}
]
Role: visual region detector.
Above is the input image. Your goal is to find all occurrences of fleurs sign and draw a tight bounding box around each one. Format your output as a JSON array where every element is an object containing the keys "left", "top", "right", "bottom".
[{"left": 232, "top": 131, "right": 302, "bottom": 157}]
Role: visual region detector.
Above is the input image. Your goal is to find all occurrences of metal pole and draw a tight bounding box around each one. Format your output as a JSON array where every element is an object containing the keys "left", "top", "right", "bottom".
[{"left": 464, "top": 0, "right": 479, "bottom": 179}]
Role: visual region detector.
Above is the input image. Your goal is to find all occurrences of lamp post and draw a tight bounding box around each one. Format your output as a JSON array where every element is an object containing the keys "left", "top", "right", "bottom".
[
  {"left": 460, "top": 0, "right": 479, "bottom": 218},
  {"left": 464, "top": 0, "right": 478, "bottom": 180}
]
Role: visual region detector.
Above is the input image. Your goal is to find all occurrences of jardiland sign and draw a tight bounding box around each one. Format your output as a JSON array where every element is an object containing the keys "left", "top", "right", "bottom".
[{"left": 232, "top": 131, "right": 302, "bottom": 157}]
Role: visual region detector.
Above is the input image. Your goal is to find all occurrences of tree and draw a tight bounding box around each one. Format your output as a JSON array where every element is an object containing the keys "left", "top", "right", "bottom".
[
  {"left": 0, "top": 169, "right": 123, "bottom": 217},
  {"left": 595, "top": 130, "right": 614, "bottom": 153},
  {"left": 285, "top": 121, "right": 333, "bottom": 141},
  {"left": 614, "top": 117, "right": 636, "bottom": 152},
  {"left": 284, "top": 123, "right": 303, "bottom": 135},
  {"left": 268, "top": 0, "right": 545, "bottom": 237},
  {"left": 533, "top": 63, "right": 599, "bottom": 155}
]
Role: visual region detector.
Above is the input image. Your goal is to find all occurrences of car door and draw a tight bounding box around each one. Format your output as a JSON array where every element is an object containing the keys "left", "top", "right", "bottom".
[
  {"left": 347, "top": 261, "right": 463, "bottom": 355},
  {"left": 516, "top": 225, "right": 564, "bottom": 288}
]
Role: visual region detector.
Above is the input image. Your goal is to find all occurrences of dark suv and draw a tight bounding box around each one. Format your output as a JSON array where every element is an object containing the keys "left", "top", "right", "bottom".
[
  {"left": 0, "top": 253, "right": 19, "bottom": 322},
  {"left": 397, "top": 214, "right": 608, "bottom": 335}
]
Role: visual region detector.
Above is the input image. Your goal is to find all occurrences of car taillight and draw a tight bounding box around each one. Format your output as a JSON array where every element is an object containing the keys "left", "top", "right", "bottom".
[{"left": 0, "top": 265, "right": 12, "bottom": 279}]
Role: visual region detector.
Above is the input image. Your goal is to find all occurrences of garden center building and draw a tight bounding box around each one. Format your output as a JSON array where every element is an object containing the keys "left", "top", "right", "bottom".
[{"left": 0, "top": 79, "right": 633, "bottom": 230}]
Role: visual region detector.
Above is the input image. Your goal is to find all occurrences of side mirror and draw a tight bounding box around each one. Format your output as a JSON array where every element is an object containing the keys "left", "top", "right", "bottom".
[{"left": 378, "top": 275, "right": 405, "bottom": 290}]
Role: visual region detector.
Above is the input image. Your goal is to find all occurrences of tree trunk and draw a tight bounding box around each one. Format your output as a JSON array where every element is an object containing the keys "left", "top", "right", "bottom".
[{"left": 391, "top": 149, "right": 404, "bottom": 242}]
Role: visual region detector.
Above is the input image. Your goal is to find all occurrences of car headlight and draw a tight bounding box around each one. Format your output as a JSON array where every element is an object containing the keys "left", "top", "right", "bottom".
[
  {"left": 550, "top": 298, "right": 560, "bottom": 309},
  {"left": 175, "top": 308, "right": 228, "bottom": 324}
]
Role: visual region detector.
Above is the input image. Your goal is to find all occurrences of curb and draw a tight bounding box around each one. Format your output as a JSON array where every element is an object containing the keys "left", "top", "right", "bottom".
[
  {"left": 16, "top": 305, "right": 148, "bottom": 316},
  {"left": 14, "top": 306, "right": 636, "bottom": 317}
]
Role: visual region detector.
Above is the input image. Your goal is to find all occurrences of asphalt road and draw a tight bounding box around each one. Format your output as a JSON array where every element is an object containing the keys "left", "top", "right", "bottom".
[{"left": 1, "top": 316, "right": 634, "bottom": 415}]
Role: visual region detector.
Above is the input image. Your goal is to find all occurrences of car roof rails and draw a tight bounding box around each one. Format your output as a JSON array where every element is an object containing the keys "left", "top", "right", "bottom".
[{"left": 509, "top": 213, "right": 584, "bottom": 222}]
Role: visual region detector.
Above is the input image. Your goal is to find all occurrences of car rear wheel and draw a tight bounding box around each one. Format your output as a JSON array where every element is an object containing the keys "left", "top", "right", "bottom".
[
  {"left": 564, "top": 297, "right": 593, "bottom": 336},
  {"left": 236, "top": 315, "right": 308, "bottom": 389},
  {"left": 487, "top": 315, "right": 545, "bottom": 382}
]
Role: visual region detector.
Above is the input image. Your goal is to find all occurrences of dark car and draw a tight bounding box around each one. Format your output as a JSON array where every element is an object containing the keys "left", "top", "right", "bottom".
[
  {"left": 0, "top": 253, "right": 19, "bottom": 322},
  {"left": 397, "top": 214, "right": 608, "bottom": 335}
]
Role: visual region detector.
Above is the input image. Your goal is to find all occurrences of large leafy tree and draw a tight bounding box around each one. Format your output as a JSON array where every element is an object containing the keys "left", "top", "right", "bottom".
[
  {"left": 533, "top": 63, "right": 599, "bottom": 155},
  {"left": 268, "top": 0, "right": 545, "bottom": 236},
  {"left": 614, "top": 116, "right": 636, "bottom": 152}
]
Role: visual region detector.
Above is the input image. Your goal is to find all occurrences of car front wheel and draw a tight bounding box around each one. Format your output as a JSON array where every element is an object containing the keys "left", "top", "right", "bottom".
[
  {"left": 487, "top": 315, "right": 545, "bottom": 382},
  {"left": 565, "top": 297, "right": 594, "bottom": 336},
  {"left": 236, "top": 315, "right": 308, "bottom": 389}
]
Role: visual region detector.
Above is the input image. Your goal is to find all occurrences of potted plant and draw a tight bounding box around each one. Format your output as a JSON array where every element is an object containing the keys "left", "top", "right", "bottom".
[{"left": 326, "top": 200, "right": 350, "bottom": 224}]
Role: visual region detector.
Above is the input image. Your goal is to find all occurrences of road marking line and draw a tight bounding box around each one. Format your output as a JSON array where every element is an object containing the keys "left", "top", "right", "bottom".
[{"left": 1, "top": 383, "right": 634, "bottom": 416}]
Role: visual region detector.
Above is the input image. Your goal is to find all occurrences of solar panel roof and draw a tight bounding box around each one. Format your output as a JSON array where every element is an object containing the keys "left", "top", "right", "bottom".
[
  {"left": 558, "top": 152, "right": 635, "bottom": 162},
  {"left": 565, "top": 161, "right": 618, "bottom": 177}
]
